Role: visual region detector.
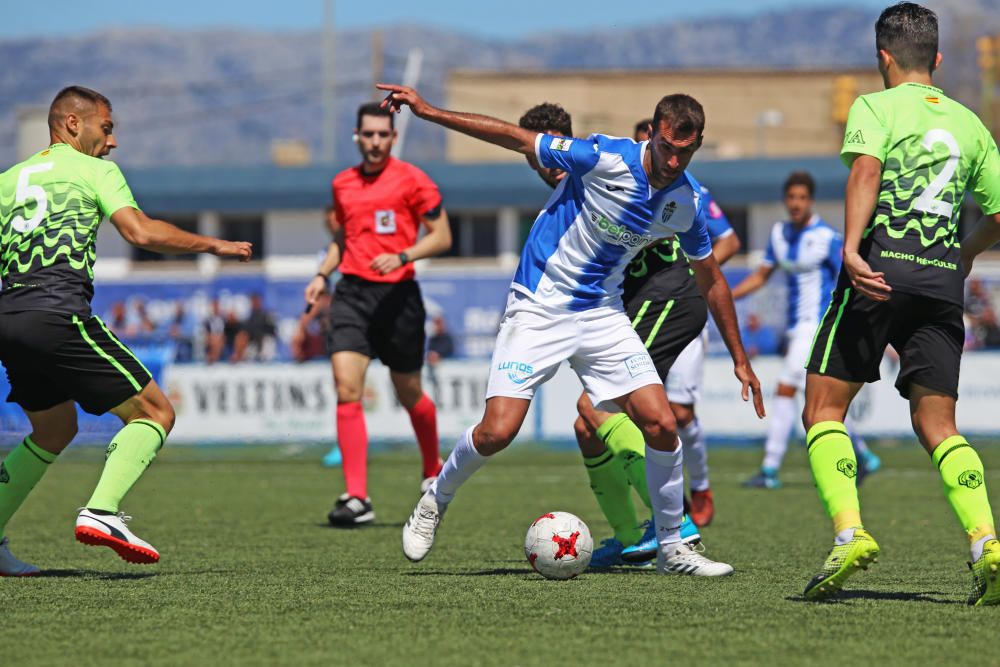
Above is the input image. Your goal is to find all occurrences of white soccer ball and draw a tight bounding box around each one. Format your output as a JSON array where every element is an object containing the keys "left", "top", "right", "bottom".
[{"left": 524, "top": 511, "right": 593, "bottom": 580}]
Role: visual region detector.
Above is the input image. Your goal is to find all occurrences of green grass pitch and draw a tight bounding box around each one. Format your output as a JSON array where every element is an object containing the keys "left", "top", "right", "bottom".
[{"left": 3, "top": 441, "right": 999, "bottom": 666}]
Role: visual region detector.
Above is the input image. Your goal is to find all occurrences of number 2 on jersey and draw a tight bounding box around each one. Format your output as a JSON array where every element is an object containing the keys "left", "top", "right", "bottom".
[
  {"left": 912, "top": 129, "right": 959, "bottom": 219},
  {"left": 11, "top": 162, "right": 54, "bottom": 234}
]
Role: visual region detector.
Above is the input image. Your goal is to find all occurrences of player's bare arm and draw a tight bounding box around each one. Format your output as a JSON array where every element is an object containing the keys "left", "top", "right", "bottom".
[
  {"left": 110, "top": 207, "right": 252, "bottom": 261},
  {"left": 370, "top": 208, "right": 453, "bottom": 275},
  {"left": 960, "top": 212, "right": 1000, "bottom": 277},
  {"left": 731, "top": 264, "right": 775, "bottom": 299},
  {"left": 377, "top": 84, "right": 537, "bottom": 156},
  {"left": 843, "top": 154, "right": 891, "bottom": 301},
  {"left": 691, "top": 254, "right": 766, "bottom": 418},
  {"left": 712, "top": 232, "right": 741, "bottom": 265}
]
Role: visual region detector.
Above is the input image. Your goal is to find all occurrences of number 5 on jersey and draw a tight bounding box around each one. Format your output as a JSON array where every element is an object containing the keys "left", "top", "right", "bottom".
[{"left": 11, "top": 162, "right": 54, "bottom": 234}]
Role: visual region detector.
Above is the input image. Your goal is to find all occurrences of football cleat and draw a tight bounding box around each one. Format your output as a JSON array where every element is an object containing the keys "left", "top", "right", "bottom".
[
  {"left": 420, "top": 475, "right": 437, "bottom": 495},
  {"left": 327, "top": 494, "right": 375, "bottom": 526},
  {"left": 690, "top": 488, "right": 715, "bottom": 527},
  {"left": 590, "top": 538, "right": 627, "bottom": 569},
  {"left": 621, "top": 515, "right": 701, "bottom": 564},
  {"left": 968, "top": 539, "right": 1000, "bottom": 606},
  {"left": 0, "top": 537, "right": 39, "bottom": 576},
  {"left": 658, "top": 541, "right": 733, "bottom": 577},
  {"left": 321, "top": 446, "right": 343, "bottom": 467},
  {"left": 803, "top": 528, "right": 879, "bottom": 600},
  {"left": 75, "top": 509, "right": 160, "bottom": 564},
  {"left": 402, "top": 489, "right": 446, "bottom": 562},
  {"left": 743, "top": 469, "right": 781, "bottom": 489},
  {"left": 856, "top": 451, "right": 881, "bottom": 486}
]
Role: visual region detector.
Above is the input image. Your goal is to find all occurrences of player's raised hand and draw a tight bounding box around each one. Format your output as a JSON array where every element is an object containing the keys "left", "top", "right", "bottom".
[
  {"left": 735, "top": 361, "right": 766, "bottom": 419},
  {"left": 377, "top": 83, "right": 429, "bottom": 116},
  {"left": 215, "top": 240, "right": 253, "bottom": 262},
  {"left": 843, "top": 251, "right": 890, "bottom": 301}
]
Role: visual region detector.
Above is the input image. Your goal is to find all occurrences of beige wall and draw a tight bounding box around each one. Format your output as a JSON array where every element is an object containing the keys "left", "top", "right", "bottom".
[{"left": 446, "top": 69, "right": 884, "bottom": 162}]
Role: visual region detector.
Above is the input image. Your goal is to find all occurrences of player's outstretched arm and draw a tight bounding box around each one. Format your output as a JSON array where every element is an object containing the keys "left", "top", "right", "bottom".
[
  {"left": 110, "top": 207, "right": 252, "bottom": 261},
  {"left": 712, "top": 233, "right": 741, "bottom": 265},
  {"left": 692, "top": 254, "right": 766, "bottom": 418},
  {"left": 730, "top": 265, "right": 774, "bottom": 299},
  {"left": 961, "top": 212, "right": 1000, "bottom": 277},
  {"left": 377, "top": 84, "right": 537, "bottom": 156},
  {"left": 843, "top": 155, "right": 890, "bottom": 301}
]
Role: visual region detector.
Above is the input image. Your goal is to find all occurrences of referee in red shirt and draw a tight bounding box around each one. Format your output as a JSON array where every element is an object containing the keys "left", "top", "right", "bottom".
[{"left": 305, "top": 102, "right": 453, "bottom": 526}]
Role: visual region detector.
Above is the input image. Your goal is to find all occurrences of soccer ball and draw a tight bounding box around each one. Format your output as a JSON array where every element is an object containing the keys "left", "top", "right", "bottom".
[{"left": 524, "top": 511, "right": 593, "bottom": 580}]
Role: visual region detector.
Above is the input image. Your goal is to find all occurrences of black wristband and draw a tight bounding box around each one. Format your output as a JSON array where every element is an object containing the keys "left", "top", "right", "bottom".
[
  {"left": 398, "top": 252, "right": 410, "bottom": 265},
  {"left": 316, "top": 272, "right": 330, "bottom": 281}
]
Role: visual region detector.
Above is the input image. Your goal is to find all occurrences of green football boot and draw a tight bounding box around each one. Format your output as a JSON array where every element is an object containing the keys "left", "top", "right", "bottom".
[
  {"left": 968, "top": 539, "right": 1000, "bottom": 606},
  {"left": 803, "top": 528, "right": 880, "bottom": 600}
]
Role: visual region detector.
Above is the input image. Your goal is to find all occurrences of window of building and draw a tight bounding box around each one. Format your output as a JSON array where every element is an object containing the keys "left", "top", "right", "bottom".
[
  {"left": 442, "top": 212, "right": 498, "bottom": 258},
  {"left": 220, "top": 215, "right": 266, "bottom": 261},
  {"left": 132, "top": 215, "right": 198, "bottom": 262}
]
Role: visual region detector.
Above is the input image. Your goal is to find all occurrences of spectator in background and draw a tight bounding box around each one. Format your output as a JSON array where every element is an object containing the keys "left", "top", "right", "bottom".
[
  {"left": 291, "top": 292, "right": 332, "bottom": 362},
  {"left": 232, "top": 292, "right": 277, "bottom": 362},
  {"left": 108, "top": 300, "right": 128, "bottom": 332},
  {"left": 167, "top": 303, "right": 195, "bottom": 362},
  {"left": 125, "top": 297, "right": 156, "bottom": 338},
  {"left": 974, "top": 307, "right": 1000, "bottom": 349},
  {"left": 426, "top": 314, "right": 455, "bottom": 364},
  {"left": 966, "top": 278, "right": 992, "bottom": 321},
  {"left": 740, "top": 312, "right": 779, "bottom": 358},
  {"left": 203, "top": 298, "right": 228, "bottom": 364}
]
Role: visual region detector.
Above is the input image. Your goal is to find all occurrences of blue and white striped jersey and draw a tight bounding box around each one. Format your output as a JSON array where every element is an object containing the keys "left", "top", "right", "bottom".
[
  {"left": 513, "top": 133, "right": 713, "bottom": 311},
  {"left": 761, "top": 215, "right": 841, "bottom": 330}
]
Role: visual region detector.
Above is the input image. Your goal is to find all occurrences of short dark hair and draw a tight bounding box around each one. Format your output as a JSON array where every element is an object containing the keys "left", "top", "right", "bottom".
[
  {"left": 48, "top": 86, "right": 112, "bottom": 128},
  {"left": 356, "top": 101, "right": 393, "bottom": 130},
  {"left": 783, "top": 171, "right": 816, "bottom": 198},
  {"left": 875, "top": 2, "right": 938, "bottom": 73},
  {"left": 518, "top": 103, "right": 573, "bottom": 136},
  {"left": 634, "top": 118, "right": 653, "bottom": 135},
  {"left": 652, "top": 95, "right": 705, "bottom": 139}
]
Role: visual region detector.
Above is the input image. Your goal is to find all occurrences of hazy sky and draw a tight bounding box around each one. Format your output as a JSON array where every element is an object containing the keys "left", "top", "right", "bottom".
[{"left": 5, "top": 0, "right": 888, "bottom": 40}]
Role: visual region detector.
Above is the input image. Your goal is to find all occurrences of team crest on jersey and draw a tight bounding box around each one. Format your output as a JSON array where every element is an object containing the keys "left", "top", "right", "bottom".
[
  {"left": 374, "top": 210, "right": 397, "bottom": 235},
  {"left": 551, "top": 138, "right": 573, "bottom": 152},
  {"left": 660, "top": 201, "right": 678, "bottom": 223}
]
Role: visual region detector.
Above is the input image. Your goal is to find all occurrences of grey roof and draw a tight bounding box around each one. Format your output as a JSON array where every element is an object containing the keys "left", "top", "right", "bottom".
[{"left": 124, "top": 156, "right": 849, "bottom": 213}]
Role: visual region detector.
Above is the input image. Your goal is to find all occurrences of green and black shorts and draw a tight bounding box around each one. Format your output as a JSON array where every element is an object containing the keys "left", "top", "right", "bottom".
[
  {"left": 625, "top": 295, "right": 708, "bottom": 383},
  {"left": 806, "top": 287, "right": 963, "bottom": 399},
  {"left": 0, "top": 311, "right": 152, "bottom": 415}
]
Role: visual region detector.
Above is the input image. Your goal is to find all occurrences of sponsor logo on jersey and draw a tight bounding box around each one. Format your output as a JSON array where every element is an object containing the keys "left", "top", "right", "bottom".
[
  {"left": 661, "top": 201, "right": 678, "bottom": 223},
  {"left": 605, "top": 184, "right": 625, "bottom": 192},
  {"left": 624, "top": 354, "right": 655, "bottom": 378},
  {"left": 846, "top": 130, "right": 865, "bottom": 145},
  {"left": 590, "top": 212, "right": 653, "bottom": 249},
  {"left": 551, "top": 138, "right": 574, "bottom": 152},
  {"left": 497, "top": 361, "right": 534, "bottom": 385}
]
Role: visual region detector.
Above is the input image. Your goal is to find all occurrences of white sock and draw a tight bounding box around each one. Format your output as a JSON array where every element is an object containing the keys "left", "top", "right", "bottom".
[
  {"left": 432, "top": 426, "right": 488, "bottom": 505},
  {"left": 845, "top": 416, "right": 870, "bottom": 456},
  {"left": 680, "top": 419, "right": 710, "bottom": 492},
  {"left": 834, "top": 528, "right": 856, "bottom": 546},
  {"left": 972, "top": 534, "right": 995, "bottom": 563},
  {"left": 645, "top": 442, "right": 685, "bottom": 548},
  {"left": 762, "top": 395, "right": 797, "bottom": 471}
]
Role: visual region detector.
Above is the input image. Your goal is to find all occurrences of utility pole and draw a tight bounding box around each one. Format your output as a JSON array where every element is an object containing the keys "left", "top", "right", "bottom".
[
  {"left": 392, "top": 48, "right": 424, "bottom": 159},
  {"left": 371, "top": 31, "right": 384, "bottom": 100},
  {"left": 321, "top": 0, "right": 336, "bottom": 163}
]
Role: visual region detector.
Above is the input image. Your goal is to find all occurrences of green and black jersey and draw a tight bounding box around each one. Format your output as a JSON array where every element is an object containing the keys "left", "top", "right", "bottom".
[
  {"left": 0, "top": 143, "right": 137, "bottom": 316},
  {"left": 841, "top": 82, "right": 1000, "bottom": 304},
  {"left": 622, "top": 236, "right": 698, "bottom": 305}
]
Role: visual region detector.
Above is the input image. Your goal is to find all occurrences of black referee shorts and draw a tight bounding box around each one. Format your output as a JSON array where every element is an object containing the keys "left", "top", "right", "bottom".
[
  {"left": 328, "top": 275, "right": 427, "bottom": 373},
  {"left": 0, "top": 311, "right": 153, "bottom": 415},
  {"left": 625, "top": 296, "right": 708, "bottom": 382},
  {"left": 806, "top": 288, "right": 963, "bottom": 399}
]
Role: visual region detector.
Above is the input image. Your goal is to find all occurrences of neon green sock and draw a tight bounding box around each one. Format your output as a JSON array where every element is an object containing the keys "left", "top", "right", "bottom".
[
  {"left": 597, "top": 413, "right": 652, "bottom": 510},
  {"left": 86, "top": 419, "right": 166, "bottom": 513},
  {"left": 806, "top": 421, "right": 862, "bottom": 534},
  {"left": 0, "top": 437, "right": 57, "bottom": 539},
  {"left": 932, "top": 436, "right": 997, "bottom": 545},
  {"left": 584, "top": 449, "right": 642, "bottom": 546}
]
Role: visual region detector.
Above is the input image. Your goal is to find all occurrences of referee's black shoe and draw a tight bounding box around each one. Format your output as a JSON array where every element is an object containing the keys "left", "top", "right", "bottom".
[{"left": 328, "top": 494, "right": 375, "bottom": 527}]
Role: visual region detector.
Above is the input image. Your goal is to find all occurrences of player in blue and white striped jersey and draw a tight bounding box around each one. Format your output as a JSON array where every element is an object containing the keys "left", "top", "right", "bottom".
[
  {"left": 732, "top": 172, "right": 879, "bottom": 489},
  {"left": 380, "top": 83, "right": 765, "bottom": 576}
]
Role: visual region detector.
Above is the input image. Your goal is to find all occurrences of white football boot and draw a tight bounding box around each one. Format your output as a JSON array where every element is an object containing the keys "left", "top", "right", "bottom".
[
  {"left": 0, "top": 537, "right": 39, "bottom": 576},
  {"left": 75, "top": 509, "right": 160, "bottom": 564},
  {"left": 402, "top": 489, "right": 446, "bottom": 562},
  {"left": 658, "top": 541, "right": 734, "bottom": 577},
  {"left": 419, "top": 475, "right": 437, "bottom": 494}
]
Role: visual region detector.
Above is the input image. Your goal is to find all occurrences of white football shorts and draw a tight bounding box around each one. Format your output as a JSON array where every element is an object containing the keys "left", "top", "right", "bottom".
[
  {"left": 665, "top": 324, "right": 708, "bottom": 405},
  {"left": 780, "top": 322, "right": 818, "bottom": 390}
]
